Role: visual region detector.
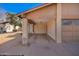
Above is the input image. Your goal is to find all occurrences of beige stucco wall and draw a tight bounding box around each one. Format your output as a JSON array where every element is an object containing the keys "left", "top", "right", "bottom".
[
  {"left": 62, "top": 3, "right": 79, "bottom": 19},
  {"left": 34, "top": 22, "right": 46, "bottom": 34},
  {"left": 47, "top": 19, "right": 56, "bottom": 40},
  {"left": 28, "top": 24, "right": 34, "bottom": 33},
  {"left": 28, "top": 22, "right": 46, "bottom": 34}
]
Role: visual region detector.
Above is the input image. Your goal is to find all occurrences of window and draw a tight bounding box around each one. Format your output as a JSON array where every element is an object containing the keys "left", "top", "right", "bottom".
[
  {"left": 73, "top": 20, "right": 79, "bottom": 25},
  {"left": 62, "top": 20, "right": 72, "bottom": 25}
]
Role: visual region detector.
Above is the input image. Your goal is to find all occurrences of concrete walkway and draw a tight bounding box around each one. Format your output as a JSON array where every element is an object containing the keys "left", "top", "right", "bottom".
[{"left": 0, "top": 34, "right": 79, "bottom": 56}]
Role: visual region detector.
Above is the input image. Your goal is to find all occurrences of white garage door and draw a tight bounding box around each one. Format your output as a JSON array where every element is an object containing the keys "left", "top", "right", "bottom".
[{"left": 62, "top": 19, "right": 79, "bottom": 42}]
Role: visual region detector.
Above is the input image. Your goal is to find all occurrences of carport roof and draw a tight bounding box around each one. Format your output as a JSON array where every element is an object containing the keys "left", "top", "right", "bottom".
[{"left": 16, "top": 3, "right": 52, "bottom": 16}]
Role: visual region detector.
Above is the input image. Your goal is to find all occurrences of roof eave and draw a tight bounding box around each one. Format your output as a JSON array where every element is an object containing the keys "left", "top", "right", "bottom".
[{"left": 16, "top": 3, "right": 52, "bottom": 17}]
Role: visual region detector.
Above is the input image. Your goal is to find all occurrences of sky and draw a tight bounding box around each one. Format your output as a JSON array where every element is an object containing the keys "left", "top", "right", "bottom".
[
  {"left": 0, "top": 3, "right": 42, "bottom": 14},
  {"left": 0, "top": 3, "right": 42, "bottom": 21}
]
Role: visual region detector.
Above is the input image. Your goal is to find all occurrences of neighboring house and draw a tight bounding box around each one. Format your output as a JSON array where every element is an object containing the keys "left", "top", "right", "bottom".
[
  {"left": 4, "top": 23, "right": 14, "bottom": 32},
  {"left": 0, "top": 21, "right": 14, "bottom": 33}
]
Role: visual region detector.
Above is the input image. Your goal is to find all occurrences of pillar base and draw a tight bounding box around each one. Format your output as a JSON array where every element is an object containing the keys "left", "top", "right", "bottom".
[
  {"left": 56, "top": 40, "right": 62, "bottom": 43},
  {"left": 22, "top": 37, "right": 28, "bottom": 45}
]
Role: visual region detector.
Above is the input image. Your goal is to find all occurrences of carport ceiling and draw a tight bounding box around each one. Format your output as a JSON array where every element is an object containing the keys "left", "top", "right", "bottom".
[{"left": 26, "top": 4, "right": 57, "bottom": 23}]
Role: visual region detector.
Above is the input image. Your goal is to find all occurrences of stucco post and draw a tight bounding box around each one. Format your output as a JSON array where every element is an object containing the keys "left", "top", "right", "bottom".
[
  {"left": 56, "top": 3, "right": 62, "bottom": 43},
  {"left": 22, "top": 18, "right": 28, "bottom": 45}
]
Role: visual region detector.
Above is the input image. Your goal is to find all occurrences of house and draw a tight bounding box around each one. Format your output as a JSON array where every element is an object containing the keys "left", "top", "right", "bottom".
[
  {"left": 16, "top": 3, "right": 79, "bottom": 45},
  {"left": 4, "top": 23, "right": 14, "bottom": 32},
  {"left": 0, "top": 21, "right": 14, "bottom": 33}
]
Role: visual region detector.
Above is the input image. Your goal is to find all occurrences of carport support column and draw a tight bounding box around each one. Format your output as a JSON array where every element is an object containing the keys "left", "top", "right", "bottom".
[
  {"left": 22, "top": 18, "right": 28, "bottom": 45},
  {"left": 56, "top": 3, "right": 62, "bottom": 43}
]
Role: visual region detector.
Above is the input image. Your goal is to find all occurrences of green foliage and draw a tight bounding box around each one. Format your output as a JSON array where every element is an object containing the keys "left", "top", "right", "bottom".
[{"left": 6, "top": 13, "right": 22, "bottom": 27}]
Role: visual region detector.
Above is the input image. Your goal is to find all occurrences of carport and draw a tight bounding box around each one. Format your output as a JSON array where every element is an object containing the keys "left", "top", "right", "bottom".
[{"left": 16, "top": 3, "right": 62, "bottom": 45}]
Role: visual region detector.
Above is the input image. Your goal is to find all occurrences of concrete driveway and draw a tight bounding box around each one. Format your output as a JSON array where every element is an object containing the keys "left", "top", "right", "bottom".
[{"left": 0, "top": 33, "right": 79, "bottom": 56}]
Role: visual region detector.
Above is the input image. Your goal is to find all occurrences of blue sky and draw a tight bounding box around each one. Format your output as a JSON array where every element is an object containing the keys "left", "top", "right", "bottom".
[{"left": 0, "top": 3, "right": 42, "bottom": 14}]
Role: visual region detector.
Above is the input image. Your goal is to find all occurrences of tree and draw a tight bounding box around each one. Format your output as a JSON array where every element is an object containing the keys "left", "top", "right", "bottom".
[{"left": 6, "top": 13, "right": 22, "bottom": 30}]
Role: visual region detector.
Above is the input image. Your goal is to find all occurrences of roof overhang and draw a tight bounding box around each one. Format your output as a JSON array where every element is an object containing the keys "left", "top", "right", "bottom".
[{"left": 16, "top": 3, "right": 52, "bottom": 17}]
